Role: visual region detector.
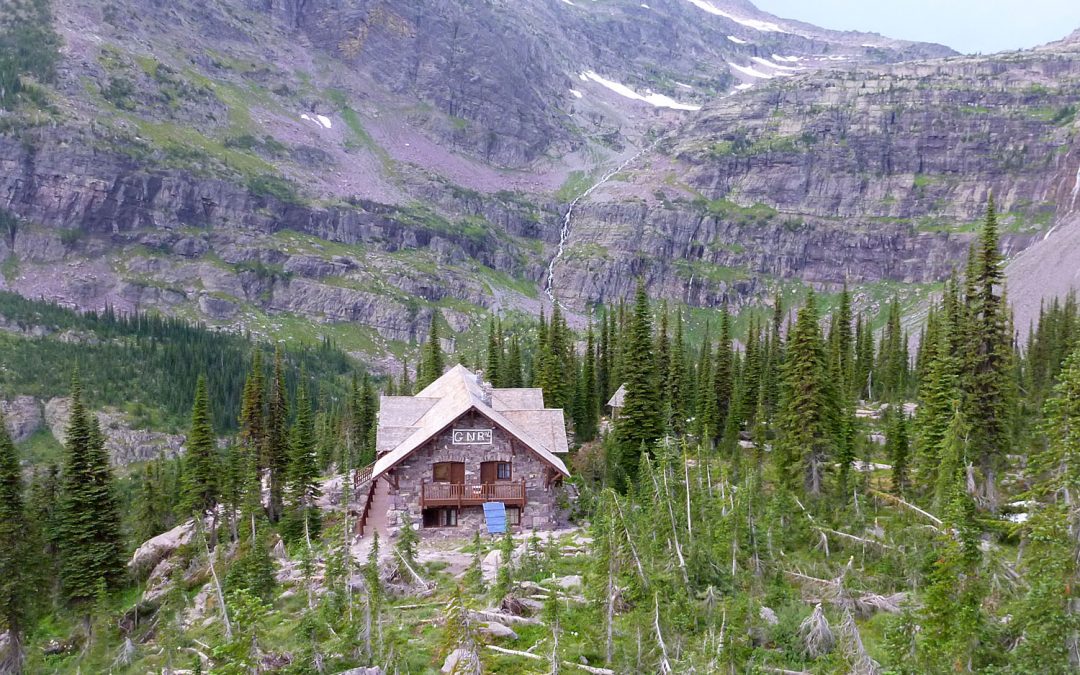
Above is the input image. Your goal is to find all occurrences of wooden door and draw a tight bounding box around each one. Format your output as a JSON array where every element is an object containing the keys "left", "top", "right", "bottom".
[
  {"left": 480, "top": 462, "right": 497, "bottom": 485},
  {"left": 450, "top": 462, "right": 465, "bottom": 484}
]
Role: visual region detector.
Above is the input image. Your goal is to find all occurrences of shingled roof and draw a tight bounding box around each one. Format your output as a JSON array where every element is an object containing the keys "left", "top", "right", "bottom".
[{"left": 372, "top": 365, "right": 570, "bottom": 480}]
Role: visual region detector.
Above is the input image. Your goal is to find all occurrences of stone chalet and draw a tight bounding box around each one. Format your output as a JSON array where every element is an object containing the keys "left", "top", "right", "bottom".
[{"left": 358, "top": 365, "right": 570, "bottom": 535}]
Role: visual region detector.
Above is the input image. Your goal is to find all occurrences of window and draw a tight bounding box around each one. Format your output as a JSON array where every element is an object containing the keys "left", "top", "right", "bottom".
[
  {"left": 422, "top": 508, "right": 459, "bottom": 528},
  {"left": 433, "top": 461, "right": 464, "bottom": 483},
  {"left": 482, "top": 461, "right": 512, "bottom": 483},
  {"left": 506, "top": 506, "right": 521, "bottom": 527}
]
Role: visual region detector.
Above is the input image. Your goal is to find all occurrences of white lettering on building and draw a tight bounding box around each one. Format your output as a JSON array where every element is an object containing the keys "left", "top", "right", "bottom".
[{"left": 452, "top": 428, "right": 493, "bottom": 445}]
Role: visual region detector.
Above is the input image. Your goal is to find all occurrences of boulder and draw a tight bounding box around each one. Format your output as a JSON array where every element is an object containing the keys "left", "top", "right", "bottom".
[
  {"left": 141, "top": 557, "right": 177, "bottom": 606},
  {"left": 441, "top": 648, "right": 470, "bottom": 674},
  {"left": 129, "top": 520, "right": 195, "bottom": 577},
  {"left": 479, "top": 621, "right": 518, "bottom": 640},
  {"left": 481, "top": 549, "right": 502, "bottom": 581},
  {"left": 551, "top": 574, "right": 583, "bottom": 590},
  {"left": 335, "top": 668, "right": 384, "bottom": 675}
]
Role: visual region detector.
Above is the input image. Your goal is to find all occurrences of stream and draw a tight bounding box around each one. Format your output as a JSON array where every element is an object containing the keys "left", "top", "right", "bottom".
[{"left": 544, "top": 143, "right": 654, "bottom": 304}]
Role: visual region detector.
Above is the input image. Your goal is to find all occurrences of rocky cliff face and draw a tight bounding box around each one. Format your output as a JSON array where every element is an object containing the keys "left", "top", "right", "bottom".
[
  {"left": 0, "top": 0, "right": 1076, "bottom": 363},
  {"left": 546, "top": 47, "right": 1080, "bottom": 309}
]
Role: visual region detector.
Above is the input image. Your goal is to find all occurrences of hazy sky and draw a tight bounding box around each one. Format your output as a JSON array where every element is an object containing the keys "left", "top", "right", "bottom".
[{"left": 754, "top": 0, "right": 1080, "bottom": 54}]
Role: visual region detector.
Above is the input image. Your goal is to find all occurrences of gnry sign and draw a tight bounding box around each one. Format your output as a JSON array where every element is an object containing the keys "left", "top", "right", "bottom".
[{"left": 452, "top": 428, "right": 493, "bottom": 445}]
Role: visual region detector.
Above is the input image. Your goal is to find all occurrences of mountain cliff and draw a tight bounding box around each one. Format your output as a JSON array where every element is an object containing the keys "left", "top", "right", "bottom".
[{"left": 1, "top": 0, "right": 1077, "bottom": 364}]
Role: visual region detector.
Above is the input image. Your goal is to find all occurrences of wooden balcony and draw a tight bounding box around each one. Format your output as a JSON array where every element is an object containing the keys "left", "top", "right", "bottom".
[{"left": 421, "top": 480, "right": 527, "bottom": 508}]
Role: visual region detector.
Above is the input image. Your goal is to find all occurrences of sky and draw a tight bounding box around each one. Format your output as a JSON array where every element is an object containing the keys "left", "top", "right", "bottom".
[{"left": 754, "top": 0, "right": 1080, "bottom": 55}]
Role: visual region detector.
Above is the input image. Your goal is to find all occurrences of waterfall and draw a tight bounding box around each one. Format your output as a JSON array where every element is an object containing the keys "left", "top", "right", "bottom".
[
  {"left": 1072, "top": 163, "right": 1080, "bottom": 212},
  {"left": 544, "top": 143, "right": 655, "bottom": 304}
]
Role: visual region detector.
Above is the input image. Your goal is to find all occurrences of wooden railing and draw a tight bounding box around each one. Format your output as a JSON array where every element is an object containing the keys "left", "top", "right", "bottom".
[
  {"left": 421, "top": 480, "right": 526, "bottom": 508},
  {"left": 353, "top": 462, "right": 374, "bottom": 490},
  {"left": 357, "top": 477, "right": 378, "bottom": 537},
  {"left": 352, "top": 461, "right": 377, "bottom": 537}
]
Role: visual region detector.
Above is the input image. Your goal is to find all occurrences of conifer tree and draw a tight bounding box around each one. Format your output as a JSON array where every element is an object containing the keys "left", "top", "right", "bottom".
[
  {"left": 181, "top": 375, "right": 219, "bottom": 518},
  {"left": 285, "top": 377, "right": 321, "bottom": 541},
  {"left": 598, "top": 309, "right": 612, "bottom": 403},
  {"left": 236, "top": 351, "right": 265, "bottom": 522},
  {"left": 265, "top": 347, "right": 289, "bottom": 522},
  {"left": 962, "top": 196, "right": 1016, "bottom": 509},
  {"left": 576, "top": 325, "right": 599, "bottom": 442},
  {"left": 0, "top": 410, "right": 28, "bottom": 673},
  {"left": 418, "top": 311, "right": 446, "bottom": 388},
  {"left": 764, "top": 293, "right": 786, "bottom": 412},
  {"left": 712, "top": 308, "right": 734, "bottom": 445},
  {"left": 775, "top": 293, "right": 833, "bottom": 497},
  {"left": 616, "top": 279, "right": 662, "bottom": 484},
  {"left": 667, "top": 309, "right": 689, "bottom": 434},
  {"left": 934, "top": 406, "right": 970, "bottom": 510},
  {"left": 539, "top": 302, "right": 572, "bottom": 410},
  {"left": 133, "top": 462, "right": 167, "bottom": 544},
  {"left": 916, "top": 485, "right": 986, "bottom": 672},
  {"left": 399, "top": 356, "right": 413, "bottom": 395},
  {"left": 238, "top": 351, "right": 265, "bottom": 462},
  {"left": 504, "top": 335, "right": 523, "bottom": 388},
  {"left": 876, "top": 298, "right": 907, "bottom": 400},
  {"left": 226, "top": 524, "right": 276, "bottom": 603},
  {"left": 696, "top": 324, "right": 715, "bottom": 440},
  {"left": 486, "top": 316, "right": 502, "bottom": 385},
  {"left": 656, "top": 305, "right": 671, "bottom": 420},
  {"left": 56, "top": 374, "right": 124, "bottom": 612},
  {"left": 885, "top": 406, "right": 910, "bottom": 495},
  {"left": 1011, "top": 346, "right": 1080, "bottom": 670},
  {"left": 834, "top": 282, "right": 855, "bottom": 393},
  {"left": 350, "top": 373, "right": 377, "bottom": 468},
  {"left": 914, "top": 329, "right": 959, "bottom": 495},
  {"left": 739, "top": 317, "right": 762, "bottom": 425}
]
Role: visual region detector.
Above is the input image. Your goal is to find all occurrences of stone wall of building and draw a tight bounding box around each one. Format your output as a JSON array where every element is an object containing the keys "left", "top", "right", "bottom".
[{"left": 381, "top": 410, "right": 562, "bottom": 537}]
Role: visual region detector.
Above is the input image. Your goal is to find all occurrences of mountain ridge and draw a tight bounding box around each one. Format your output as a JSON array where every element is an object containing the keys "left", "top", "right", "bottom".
[{"left": 1, "top": 0, "right": 1076, "bottom": 367}]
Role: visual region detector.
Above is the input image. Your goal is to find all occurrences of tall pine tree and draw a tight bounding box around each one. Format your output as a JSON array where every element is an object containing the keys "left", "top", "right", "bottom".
[
  {"left": 181, "top": 375, "right": 219, "bottom": 518},
  {"left": 0, "top": 410, "right": 29, "bottom": 672},
  {"left": 56, "top": 373, "right": 124, "bottom": 612},
  {"left": 615, "top": 279, "right": 662, "bottom": 485}
]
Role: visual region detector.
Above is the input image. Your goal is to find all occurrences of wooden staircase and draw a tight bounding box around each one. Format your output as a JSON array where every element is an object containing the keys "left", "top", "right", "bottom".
[{"left": 353, "top": 462, "right": 386, "bottom": 538}]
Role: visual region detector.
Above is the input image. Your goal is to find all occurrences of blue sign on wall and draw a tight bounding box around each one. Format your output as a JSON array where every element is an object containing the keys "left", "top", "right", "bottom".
[{"left": 483, "top": 502, "right": 507, "bottom": 534}]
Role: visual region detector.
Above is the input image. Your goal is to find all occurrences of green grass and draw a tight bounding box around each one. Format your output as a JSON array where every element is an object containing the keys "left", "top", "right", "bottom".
[
  {"left": 132, "top": 119, "right": 276, "bottom": 178},
  {"left": 673, "top": 259, "right": 747, "bottom": 284},
  {"left": 1, "top": 253, "right": 18, "bottom": 283},
  {"left": 17, "top": 427, "right": 64, "bottom": 465},
  {"left": 562, "top": 242, "right": 609, "bottom": 262},
  {"left": 693, "top": 198, "right": 778, "bottom": 225},
  {"left": 912, "top": 174, "right": 935, "bottom": 189},
  {"left": 473, "top": 264, "right": 540, "bottom": 300},
  {"left": 555, "top": 170, "right": 594, "bottom": 202}
]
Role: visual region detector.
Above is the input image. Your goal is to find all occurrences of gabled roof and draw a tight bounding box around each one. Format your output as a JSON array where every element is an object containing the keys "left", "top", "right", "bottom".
[
  {"left": 372, "top": 365, "right": 570, "bottom": 480},
  {"left": 607, "top": 383, "right": 627, "bottom": 409}
]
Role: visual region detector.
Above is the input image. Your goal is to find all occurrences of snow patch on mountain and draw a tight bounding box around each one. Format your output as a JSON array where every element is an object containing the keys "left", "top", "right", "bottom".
[
  {"left": 727, "top": 62, "right": 775, "bottom": 79},
  {"left": 727, "top": 35, "right": 748, "bottom": 45},
  {"left": 300, "top": 113, "right": 333, "bottom": 129},
  {"left": 751, "top": 56, "right": 800, "bottom": 71},
  {"left": 684, "top": 0, "right": 791, "bottom": 33},
  {"left": 580, "top": 71, "right": 701, "bottom": 111}
]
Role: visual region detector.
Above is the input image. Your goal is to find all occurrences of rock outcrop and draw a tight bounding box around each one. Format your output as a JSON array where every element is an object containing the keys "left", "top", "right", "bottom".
[
  {"left": 44, "top": 397, "right": 184, "bottom": 465},
  {"left": 1, "top": 396, "right": 43, "bottom": 444}
]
